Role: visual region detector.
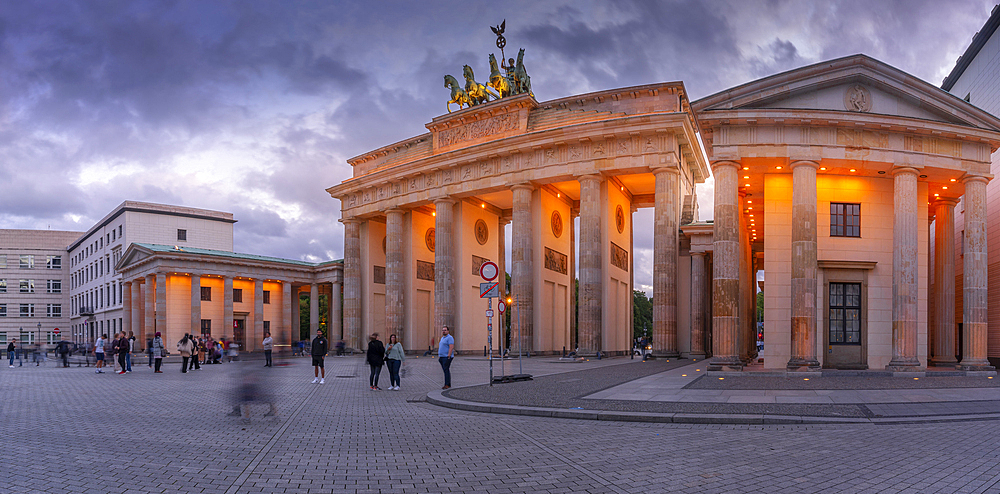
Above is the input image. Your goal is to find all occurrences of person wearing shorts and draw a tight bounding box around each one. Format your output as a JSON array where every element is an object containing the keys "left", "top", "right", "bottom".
[
  {"left": 94, "top": 335, "right": 107, "bottom": 374},
  {"left": 310, "top": 330, "right": 328, "bottom": 384}
]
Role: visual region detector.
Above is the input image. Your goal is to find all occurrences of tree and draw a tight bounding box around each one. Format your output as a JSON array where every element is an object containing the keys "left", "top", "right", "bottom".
[
  {"left": 298, "top": 293, "right": 330, "bottom": 341},
  {"left": 632, "top": 290, "right": 652, "bottom": 341},
  {"left": 756, "top": 291, "right": 763, "bottom": 322}
]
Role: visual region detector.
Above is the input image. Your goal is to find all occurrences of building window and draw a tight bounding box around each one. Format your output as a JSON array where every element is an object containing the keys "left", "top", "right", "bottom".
[
  {"left": 47, "top": 280, "right": 61, "bottom": 293},
  {"left": 119, "top": 225, "right": 122, "bottom": 237},
  {"left": 19, "top": 304, "right": 34, "bottom": 318},
  {"left": 233, "top": 288, "right": 243, "bottom": 303},
  {"left": 46, "top": 255, "right": 61, "bottom": 269},
  {"left": 201, "top": 286, "right": 212, "bottom": 301},
  {"left": 0, "top": 279, "right": 5, "bottom": 293},
  {"left": 112, "top": 230, "right": 115, "bottom": 241},
  {"left": 829, "top": 282, "right": 861, "bottom": 344},
  {"left": 263, "top": 321, "right": 270, "bottom": 332},
  {"left": 201, "top": 319, "right": 212, "bottom": 336},
  {"left": 47, "top": 304, "right": 61, "bottom": 318},
  {"left": 263, "top": 290, "right": 271, "bottom": 304},
  {"left": 19, "top": 279, "right": 34, "bottom": 293},
  {"left": 830, "top": 203, "right": 860, "bottom": 237},
  {"left": 0, "top": 304, "right": 6, "bottom": 317},
  {"left": 20, "top": 255, "right": 34, "bottom": 269},
  {"left": 177, "top": 229, "right": 187, "bottom": 241},
  {"left": 0, "top": 255, "right": 6, "bottom": 268}
]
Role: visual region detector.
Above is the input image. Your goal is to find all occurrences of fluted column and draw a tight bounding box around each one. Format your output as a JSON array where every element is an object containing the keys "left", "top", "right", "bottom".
[
  {"left": 511, "top": 185, "right": 534, "bottom": 355},
  {"left": 960, "top": 176, "right": 994, "bottom": 371},
  {"left": 569, "top": 208, "right": 578, "bottom": 349},
  {"left": 342, "top": 218, "right": 362, "bottom": 351},
  {"left": 309, "top": 284, "right": 319, "bottom": 338},
  {"left": 122, "top": 281, "right": 132, "bottom": 337},
  {"left": 282, "top": 282, "right": 293, "bottom": 348},
  {"left": 155, "top": 273, "right": 167, "bottom": 339},
  {"left": 653, "top": 167, "right": 679, "bottom": 357},
  {"left": 131, "top": 281, "right": 143, "bottom": 347},
  {"left": 330, "top": 278, "right": 342, "bottom": 341},
  {"left": 144, "top": 274, "right": 155, "bottom": 338},
  {"left": 788, "top": 160, "right": 820, "bottom": 371},
  {"left": 887, "top": 167, "right": 921, "bottom": 371},
  {"left": 497, "top": 216, "right": 509, "bottom": 353},
  {"left": 931, "top": 198, "right": 958, "bottom": 366},
  {"left": 690, "top": 252, "right": 707, "bottom": 359},
  {"left": 223, "top": 276, "right": 234, "bottom": 341},
  {"left": 385, "top": 209, "right": 405, "bottom": 338},
  {"left": 292, "top": 287, "right": 300, "bottom": 341},
  {"left": 434, "top": 198, "right": 457, "bottom": 336},
  {"left": 190, "top": 274, "right": 201, "bottom": 335},
  {"left": 709, "top": 161, "right": 742, "bottom": 371},
  {"left": 578, "top": 175, "right": 603, "bottom": 356},
  {"left": 254, "top": 279, "right": 264, "bottom": 349}
]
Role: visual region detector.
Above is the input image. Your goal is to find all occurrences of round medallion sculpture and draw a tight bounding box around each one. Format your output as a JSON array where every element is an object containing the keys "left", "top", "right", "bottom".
[
  {"left": 475, "top": 219, "right": 489, "bottom": 245},
  {"left": 425, "top": 228, "right": 436, "bottom": 253},
  {"left": 615, "top": 205, "right": 625, "bottom": 234},
  {"left": 551, "top": 210, "right": 563, "bottom": 238}
]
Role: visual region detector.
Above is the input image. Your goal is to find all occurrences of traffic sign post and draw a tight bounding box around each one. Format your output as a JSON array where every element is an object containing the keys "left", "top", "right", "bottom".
[{"left": 479, "top": 261, "right": 499, "bottom": 386}]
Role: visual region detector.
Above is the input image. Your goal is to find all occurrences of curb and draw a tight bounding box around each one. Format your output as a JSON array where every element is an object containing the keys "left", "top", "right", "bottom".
[{"left": 426, "top": 390, "right": 1000, "bottom": 425}]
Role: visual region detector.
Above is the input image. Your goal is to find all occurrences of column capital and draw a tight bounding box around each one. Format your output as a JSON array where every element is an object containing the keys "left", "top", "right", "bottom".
[
  {"left": 933, "top": 197, "right": 960, "bottom": 207},
  {"left": 509, "top": 183, "right": 535, "bottom": 192},
  {"left": 891, "top": 166, "right": 919, "bottom": 177},
  {"left": 710, "top": 160, "right": 740, "bottom": 172},
  {"left": 577, "top": 174, "right": 602, "bottom": 184},
  {"left": 384, "top": 208, "right": 406, "bottom": 216},
  {"left": 962, "top": 174, "right": 989, "bottom": 185},
  {"left": 690, "top": 250, "right": 707, "bottom": 258},
  {"left": 790, "top": 160, "right": 819, "bottom": 170},
  {"left": 339, "top": 217, "right": 363, "bottom": 225},
  {"left": 432, "top": 196, "right": 457, "bottom": 206},
  {"left": 652, "top": 166, "right": 680, "bottom": 177}
]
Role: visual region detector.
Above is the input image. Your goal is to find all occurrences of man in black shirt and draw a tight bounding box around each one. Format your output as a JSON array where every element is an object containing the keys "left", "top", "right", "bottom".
[{"left": 310, "top": 330, "right": 328, "bottom": 384}]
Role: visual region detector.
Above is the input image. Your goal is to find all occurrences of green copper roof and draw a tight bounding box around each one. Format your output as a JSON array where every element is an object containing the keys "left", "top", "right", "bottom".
[{"left": 134, "top": 243, "right": 342, "bottom": 267}]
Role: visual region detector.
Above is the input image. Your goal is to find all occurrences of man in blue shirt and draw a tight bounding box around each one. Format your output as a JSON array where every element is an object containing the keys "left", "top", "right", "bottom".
[{"left": 438, "top": 326, "right": 455, "bottom": 389}]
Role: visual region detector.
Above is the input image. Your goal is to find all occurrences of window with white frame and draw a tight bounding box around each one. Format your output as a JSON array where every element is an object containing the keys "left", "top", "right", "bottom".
[
  {"left": 0, "top": 279, "right": 5, "bottom": 293},
  {"left": 19, "top": 279, "right": 34, "bottom": 293},
  {"left": 46, "top": 255, "right": 61, "bottom": 269},
  {"left": 0, "top": 255, "right": 6, "bottom": 268},
  {"left": 20, "top": 255, "right": 33, "bottom": 269},
  {"left": 20, "top": 304, "right": 34, "bottom": 317},
  {"left": 0, "top": 304, "right": 6, "bottom": 317},
  {"left": 47, "top": 304, "right": 61, "bottom": 318},
  {"left": 47, "top": 280, "right": 61, "bottom": 293}
]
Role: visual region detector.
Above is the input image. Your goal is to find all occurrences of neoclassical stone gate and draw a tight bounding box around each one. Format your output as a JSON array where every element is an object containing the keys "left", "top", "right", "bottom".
[{"left": 327, "top": 87, "right": 709, "bottom": 355}]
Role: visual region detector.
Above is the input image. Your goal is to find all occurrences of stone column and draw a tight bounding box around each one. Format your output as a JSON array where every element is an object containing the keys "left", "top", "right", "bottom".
[
  {"left": 578, "top": 175, "right": 603, "bottom": 356},
  {"left": 131, "top": 281, "right": 143, "bottom": 347},
  {"left": 690, "top": 252, "right": 707, "bottom": 359},
  {"left": 155, "top": 273, "right": 167, "bottom": 340},
  {"left": 928, "top": 212, "right": 936, "bottom": 363},
  {"left": 282, "top": 282, "right": 293, "bottom": 349},
  {"left": 569, "top": 208, "right": 578, "bottom": 350},
  {"left": 511, "top": 185, "right": 534, "bottom": 355},
  {"left": 190, "top": 274, "right": 202, "bottom": 335},
  {"left": 497, "top": 216, "right": 509, "bottom": 353},
  {"left": 122, "top": 281, "right": 132, "bottom": 337},
  {"left": 653, "top": 167, "right": 680, "bottom": 357},
  {"left": 960, "top": 176, "right": 994, "bottom": 371},
  {"left": 292, "top": 287, "right": 301, "bottom": 340},
  {"left": 931, "top": 198, "right": 958, "bottom": 366},
  {"left": 343, "top": 218, "right": 362, "bottom": 351},
  {"left": 254, "top": 279, "right": 264, "bottom": 349},
  {"left": 709, "top": 161, "right": 742, "bottom": 371},
  {"left": 309, "top": 284, "right": 319, "bottom": 338},
  {"left": 145, "top": 274, "right": 155, "bottom": 339},
  {"left": 788, "top": 160, "right": 820, "bottom": 371},
  {"left": 330, "top": 278, "right": 342, "bottom": 341},
  {"left": 223, "top": 276, "right": 234, "bottom": 341},
  {"left": 887, "top": 167, "right": 921, "bottom": 371},
  {"left": 434, "top": 198, "right": 457, "bottom": 337},
  {"left": 385, "top": 209, "right": 405, "bottom": 338}
]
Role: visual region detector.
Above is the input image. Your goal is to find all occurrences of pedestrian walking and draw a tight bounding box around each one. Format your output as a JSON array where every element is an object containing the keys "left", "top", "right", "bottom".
[
  {"left": 146, "top": 337, "right": 153, "bottom": 367},
  {"left": 262, "top": 332, "right": 273, "bottom": 367},
  {"left": 177, "top": 334, "right": 194, "bottom": 373},
  {"left": 335, "top": 339, "right": 345, "bottom": 356},
  {"left": 366, "top": 333, "right": 385, "bottom": 390},
  {"left": 189, "top": 337, "right": 201, "bottom": 371},
  {"left": 197, "top": 337, "right": 206, "bottom": 367},
  {"left": 151, "top": 332, "right": 165, "bottom": 373},
  {"left": 94, "top": 334, "right": 107, "bottom": 373},
  {"left": 438, "top": 326, "right": 455, "bottom": 389},
  {"left": 7, "top": 339, "right": 15, "bottom": 368},
  {"left": 115, "top": 333, "right": 128, "bottom": 375},
  {"left": 310, "top": 330, "right": 328, "bottom": 384},
  {"left": 384, "top": 334, "right": 405, "bottom": 390},
  {"left": 56, "top": 340, "right": 70, "bottom": 367},
  {"left": 126, "top": 331, "right": 135, "bottom": 373}
]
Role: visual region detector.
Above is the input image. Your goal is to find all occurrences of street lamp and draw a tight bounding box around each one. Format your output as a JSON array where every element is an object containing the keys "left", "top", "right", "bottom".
[
  {"left": 18, "top": 326, "right": 23, "bottom": 367},
  {"left": 36, "top": 322, "right": 42, "bottom": 365}
]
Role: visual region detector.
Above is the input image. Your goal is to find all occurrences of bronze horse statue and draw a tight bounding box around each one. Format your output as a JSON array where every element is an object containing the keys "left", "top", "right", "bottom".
[
  {"left": 444, "top": 74, "right": 471, "bottom": 113},
  {"left": 512, "top": 48, "right": 532, "bottom": 98},
  {"left": 488, "top": 53, "right": 512, "bottom": 98},
  {"left": 463, "top": 64, "right": 498, "bottom": 106}
]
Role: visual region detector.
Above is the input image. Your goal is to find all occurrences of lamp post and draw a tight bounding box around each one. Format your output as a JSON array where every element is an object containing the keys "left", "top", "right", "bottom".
[
  {"left": 18, "top": 326, "right": 23, "bottom": 367},
  {"left": 36, "top": 322, "right": 42, "bottom": 365}
]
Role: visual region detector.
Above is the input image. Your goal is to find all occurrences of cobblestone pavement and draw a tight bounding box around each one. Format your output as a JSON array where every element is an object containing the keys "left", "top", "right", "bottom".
[{"left": 6, "top": 355, "right": 1000, "bottom": 493}]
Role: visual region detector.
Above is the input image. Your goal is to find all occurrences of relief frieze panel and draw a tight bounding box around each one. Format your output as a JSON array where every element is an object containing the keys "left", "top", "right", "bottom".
[
  {"left": 437, "top": 112, "right": 519, "bottom": 148},
  {"left": 610, "top": 242, "right": 628, "bottom": 271}
]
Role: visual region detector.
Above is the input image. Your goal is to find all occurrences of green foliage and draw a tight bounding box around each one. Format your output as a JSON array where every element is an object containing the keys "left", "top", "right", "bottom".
[
  {"left": 298, "top": 293, "right": 330, "bottom": 341},
  {"left": 633, "top": 290, "right": 652, "bottom": 340},
  {"left": 756, "top": 291, "right": 763, "bottom": 322}
]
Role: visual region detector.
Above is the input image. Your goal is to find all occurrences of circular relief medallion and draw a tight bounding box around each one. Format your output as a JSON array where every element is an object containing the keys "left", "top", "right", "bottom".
[
  {"left": 615, "top": 205, "right": 625, "bottom": 234},
  {"left": 425, "top": 228, "right": 436, "bottom": 253},
  {"left": 475, "top": 219, "right": 489, "bottom": 245},
  {"left": 550, "top": 210, "right": 563, "bottom": 238},
  {"left": 844, "top": 84, "right": 872, "bottom": 112}
]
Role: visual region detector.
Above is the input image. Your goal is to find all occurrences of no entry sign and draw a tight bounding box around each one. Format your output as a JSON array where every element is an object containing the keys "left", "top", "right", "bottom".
[{"left": 479, "top": 261, "right": 499, "bottom": 281}]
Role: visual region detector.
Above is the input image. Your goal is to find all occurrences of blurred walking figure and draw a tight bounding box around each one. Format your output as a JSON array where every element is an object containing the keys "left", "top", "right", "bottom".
[
  {"left": 367, "top": 333, "right": 385, "bottom": 390},
  {"left": 227, "top": 362, "right": 276, "bottom": 422},
  {"left": 385, "top": 334, "right": 405, "bottom": 390},
  {"left": 311, "top": 330, "right": 328, "bottom": 384},
  {"left": 262, "top": 332, "right": 273, "bottom": 367},
  {"left": 126, "top": 331, "right": 135, "bottom": 373},
  {"left": 146, "top": 337, "right": 153, "bottom": 368},
  {"left": 188, "top": 337, "right": 201, "bottom": 371}
]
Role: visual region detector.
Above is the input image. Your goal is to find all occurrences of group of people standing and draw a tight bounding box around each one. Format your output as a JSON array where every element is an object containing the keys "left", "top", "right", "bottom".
[
  {"left": 364, "top": 333, "right": 406, "bottom": 390},
  {"left": 93, "top": 332, "right": 136, "bottom": 374}
]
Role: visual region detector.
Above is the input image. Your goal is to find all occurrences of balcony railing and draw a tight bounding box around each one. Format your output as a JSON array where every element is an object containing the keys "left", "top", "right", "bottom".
[{"left": 79, "top": 306, "right": 94, "bottom": 316}]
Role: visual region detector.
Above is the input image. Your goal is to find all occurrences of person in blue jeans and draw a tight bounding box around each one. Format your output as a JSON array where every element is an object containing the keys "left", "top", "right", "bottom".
[
  {"left": 7, "top": 339, "right": 16, "bottom": 367},
  {"left": 438, "top": 326, "right": 455, "bottom": 389}
]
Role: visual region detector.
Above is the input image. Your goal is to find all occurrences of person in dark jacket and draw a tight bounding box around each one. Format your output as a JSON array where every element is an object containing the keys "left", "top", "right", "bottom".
[
  {"left": 366, "top": 333, "right": 385, "bottom": 390},
  {"left": 310, "top": 330, "right": 328, "bottom": 384},
  {"left": 116, "top": 333, "right": 129, "bottom": 374}
]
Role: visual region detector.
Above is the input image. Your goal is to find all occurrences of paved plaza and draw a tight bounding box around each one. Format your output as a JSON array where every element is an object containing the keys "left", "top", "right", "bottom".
[{"left": 5, "top": 355, "right": 1000, "bottom": 493}]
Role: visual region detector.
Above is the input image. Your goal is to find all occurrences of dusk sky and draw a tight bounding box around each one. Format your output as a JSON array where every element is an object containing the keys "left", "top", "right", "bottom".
[{"left": 1, "top": 0, "right": 996, "bottom": 294}]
